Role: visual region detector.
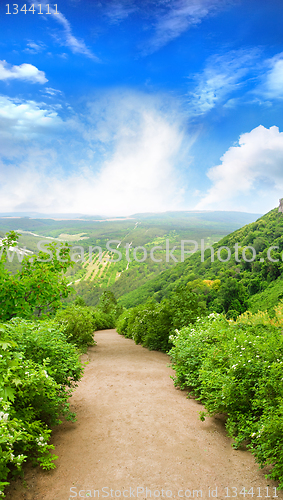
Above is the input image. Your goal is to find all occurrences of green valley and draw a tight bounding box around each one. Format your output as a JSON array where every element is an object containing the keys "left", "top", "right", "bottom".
[{"left": 0, "top": 210, "right": 261, "bottom": 305}]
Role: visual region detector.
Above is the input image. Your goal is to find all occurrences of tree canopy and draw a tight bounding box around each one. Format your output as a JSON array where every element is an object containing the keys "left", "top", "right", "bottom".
[{"left": 0, "top": 231, "right": 74, "bottom": 321}]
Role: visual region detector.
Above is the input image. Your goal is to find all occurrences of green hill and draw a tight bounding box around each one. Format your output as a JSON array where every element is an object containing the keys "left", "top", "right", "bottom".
[
  {"left": 0, "top": 210, "right": 262, "bottom": 307},
  {"left": 117, "top": 207, "right": 283, "bottom": 315},
  {"left": 59, "top": 211, "right": 261, "bottom": 305}
]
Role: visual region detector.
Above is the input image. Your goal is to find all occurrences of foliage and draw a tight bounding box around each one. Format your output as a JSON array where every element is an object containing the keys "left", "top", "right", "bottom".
[
  {"left": 55, "top": 305, "right": 95, "bottom": 350},
  {"left": 247, "top": 275, "right": 283, "bottom": 314},
  {"left": 0, "top": 231, "right": 74, "bottom": 322},
  {"left": 116, "top": 307, "right": 138, "bottom": 339},
  {"left": 2, "top": 211, "right": 257, "bottom": 306},
  {"left": 88, "top": 291, "right": 123, "bottom": 330},
  {"left": 169, "top": 311, "right": 283, "bottom": 487},
  {"left": 60, "top": 291, "right": 122, "bottom": 336},
  {"left": 128, "top": 299, "right": 173, "bottom": 351},
  {"left": 74, "top": 296, "right": 87, "bottom": 307},
  {"left": 117, "top": 287, "right": 205, "bottom": 352},
  {"left": 117, "top": 207, "right": 283, "bottom": 315},
  {"left": 91, "top": 309, "right": 115, "bottom": 330},
  {"left": 169, "top": 286, "right": 206, "bottom": 331},
  {"left": 3, "top": 318, "right": 83, "bottom": 386},
  {"left": 209, "top": 277, "right": 248, "bottom": 315},
  {"left": 98, "top": 291, "right": 118, "bottom": 314},
  {"left": 0, "top": 319, "right": 84, "bottom": 496}
]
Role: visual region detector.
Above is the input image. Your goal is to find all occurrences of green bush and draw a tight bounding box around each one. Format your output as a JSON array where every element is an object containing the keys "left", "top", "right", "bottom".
[
  {"left": 117, "top": 288, "right": 205, "bottom": 352},
  {"left": 55, "top": 305, "right": 95, "bottom": 350},
  {"left": 117, "top": 300, "right": 171, "bottom": 350},
  {"left": 98, "top": 291, "right": 118, "bottom": 314},
  {"left": 169, "top": 287, "right": 206, "bottom": 332},
  {"left": 3, "top": 318, "right": 83, "bottom": 387},
  {"left": 169, "top": 313, "right": 283, "bottom": 488},
  {"left": 129, "top": 300, "right": 173, "bottom": 351},
  {"left": 0, "top": 318, "right": 84, "bottom": 496},
  {"left": 91, "top": 309, "right": 116, "bottom": 330},
  {"left": 74, "top": 296, "right": 87, "bottom": 307},
  {"left": 81, "top": 291, "right": 124, "bottom": 331},
  {"left": 116, "top": 307, "right": 137, "bottom": 338}
]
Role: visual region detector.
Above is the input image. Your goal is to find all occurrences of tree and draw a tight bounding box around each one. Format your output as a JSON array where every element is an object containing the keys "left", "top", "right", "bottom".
[
  {"left": 0, "top": 231, "right": 74, "bottom": 321},
  {"left": 212, "top": 277, "right": 248, "bottom": 315},
  {"left": 98, "top": 291, "right": 118, "bottom": 314},
  {"left": 169, "top": 286, "right": 206, "bottom": 331}
]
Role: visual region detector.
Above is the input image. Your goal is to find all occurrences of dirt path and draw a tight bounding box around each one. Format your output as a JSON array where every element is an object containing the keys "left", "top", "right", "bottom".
[{"left": 6, "top": 329, "right": 282, "bottom": 500}]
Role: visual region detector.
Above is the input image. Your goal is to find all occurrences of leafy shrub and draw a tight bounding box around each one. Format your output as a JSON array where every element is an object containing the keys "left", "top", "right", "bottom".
[
  {"left": 77, "top": 291, "right": 123, "bottom": 331},
  {"left": 130, "top": 299, "right": 173, "bottom": 351},
  {"left": 169, "top": 287, "right": 206, "bottom": 332},
  {"left": 55, "top": 305, "right": 95, "bottom": 350},
  {"left": 91, "top": 309, "right": 116, "bottom": 330},
  {"left": 0, "top": 318, "right": 84, "bottom": 496},
  {"left": 225, "top": 309, "right": 239, "bottom": 320},
  {"left": 169, "top": 312, "right": 283, "bottom": 488},
  {"left": 116, "top": 307, "right": 137, "bottom": 338},
  {"left": 98, "top": 291, "right": 118, "bottom": 314},
  {"left": 117, "top": 287, "right": 205, "bottom": 352},
  {"left": 74, "top": 296, "right": 87, "bottom": 307},
  {"left": 238, "top": 301, "right": 283, "bottom": 327},
  {"left": 3, "top": 318, "right": 83, "bottom": 387}
]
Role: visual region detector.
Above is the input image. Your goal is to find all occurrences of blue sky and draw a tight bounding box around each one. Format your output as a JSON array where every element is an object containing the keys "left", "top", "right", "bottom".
[{"left": 1, "top": 0, "right": 283, "bottom": 215}]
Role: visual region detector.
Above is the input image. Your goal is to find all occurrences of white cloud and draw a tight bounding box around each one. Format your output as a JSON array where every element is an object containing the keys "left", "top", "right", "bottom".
[
  {"left": 0, "top": 96, "right": 63, "bottom": 138},
  {"left": 239, "top": 52, "right": 283, "bottom": 104},
  {"left": 188, "top": 49, "right": 259, "bottom": 115},
  {"left": 33, "top": 1, "right": 98, "bottom": 60},
  {"left": 142, "top": 0, "right": 230, "bottom": 55},
  {"left": 0, "top": 60, "right": 47, "bottom": 84},
  {"left": 196, "top": 125, "right": 283, "bottom": 213},
  {"left": 24, "top": 41, "right": 46, "bottom": 54},
  {"left": 41, "top": 87, "right": 63, "bottom": 97},
  {"left": 262, "top": 53, "right": 283, "bottom": 99},
  {"left": 0, "top": 91, "right": 188, "bottom": 215},
  {"left": 105, "top": 1, "right": 138, "bottom": 24}
]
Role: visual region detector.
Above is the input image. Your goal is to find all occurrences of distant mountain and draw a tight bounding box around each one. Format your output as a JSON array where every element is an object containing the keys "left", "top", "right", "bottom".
[
  {"left": 131, "top": 210, "right": 262, "bottom": 224},
  {"left": 0, "top": 210, "right": 262, "bottom": 236},
  {"left": 0, "top": 210, "right": 261, "bottom": 223},
  {"left": 0, "top": 212, "right": 107, "bottom": 220}
]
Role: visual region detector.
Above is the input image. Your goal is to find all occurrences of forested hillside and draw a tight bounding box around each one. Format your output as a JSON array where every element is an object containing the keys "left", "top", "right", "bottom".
[
  {"left": 118, "top": 207, "right": 283, "bottom": 315},
  {"left": 1, "top": 211, "right": 261, "bottom": 306}
]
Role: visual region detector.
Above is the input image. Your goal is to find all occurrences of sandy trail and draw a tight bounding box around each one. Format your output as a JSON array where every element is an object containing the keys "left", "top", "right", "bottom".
[{"left": 6, "top": 329, "right": 281, "bottom": 500}]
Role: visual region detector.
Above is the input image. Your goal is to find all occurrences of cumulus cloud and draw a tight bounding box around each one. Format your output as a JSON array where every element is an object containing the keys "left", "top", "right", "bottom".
[
  {"left": 0, "top": 60, "right": 47, "bottom": 84},
  {"left": 0, "top": 96, "right": 63, "bottom": 139},
  {"left": 0, "top": 91, "right": 188, "bottom": 215},
  {"left": 196, "top": 125, "right": 283, "bottom": 212},
  {"left": 188, "top": 49, "right": 259, "bottom": 115},
  {"left": 262, "top": 53, "right": 283, "bottom": 99}
]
